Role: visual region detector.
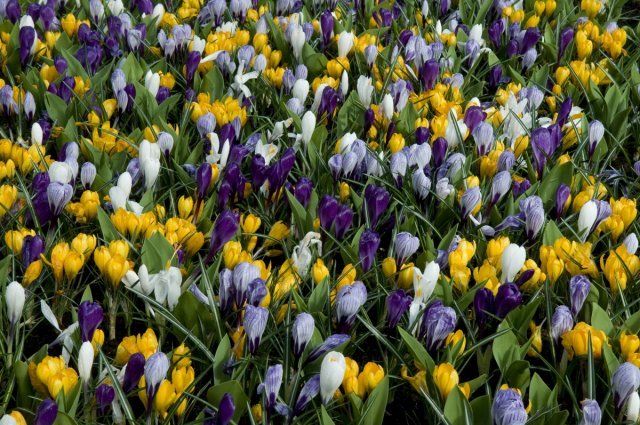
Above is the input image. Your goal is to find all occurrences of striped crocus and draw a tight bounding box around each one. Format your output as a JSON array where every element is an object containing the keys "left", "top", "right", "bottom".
[
  {"left": 394, "top": 232, "right": 419, "bottom": 265},
  {"left": 293, "top": 313, "right": 315, "bottom": 358},
  {"left": 580, "top": 399, "right": 601, "bottom": 425},
  {"left": 613, "top": 362, "right": 640, "bottom": 408},
  {"left": 293, "top": 375, "right": 321, "bottom": 417},
  {"left": 420, "top": 300, "right": 456, "bottom": 350},
  {"left": 335, "top": 282, "right": 367, "bottom": 332},
  {"left": 144, "top": 352, "right": 169, "bottom": 406},
  {"left": 244, "top": 305, "right": 269, "bottom": 354},
  {"left": 492, "top": 388, "right": 527, "bottom": 425},
  {"left": 569, "top": 275, "right": 591, "bottom": 317},
  {"left": 258, "top": 364, "right": 283, "bottom": 413},
  {"left": 307, "top": 334, "right": 350, "bottom": 362},
  {"left": 550, "top": 306, "right": 574, "bottom": 341}
]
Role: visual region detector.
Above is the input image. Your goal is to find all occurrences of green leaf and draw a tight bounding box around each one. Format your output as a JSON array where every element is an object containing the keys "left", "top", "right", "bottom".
[
  {"left": 141, "top": 232, "right": 175, "bottom": 273},
  {"left": 471, "top": 395, "right": 491, "bottom": 425},
  {"left": 505, "top": 360, "right": 530, "bottom": 391},
  {"left": 172, "top": 292, "right": 216, "bottom": 342},
  {"left": 590, "top": 302, "right": 614, "bottom": 336},
  {"left": 529, "top": 373, "right": 552, "bottom": 413},
  {"left": 398, "top": 327, "right": 435, "bottom": 371},
  {"left": 44, "top": 92, "right": 68, "bottom": 123},
  {"left": 624, "top": 309, "right": 640, "bottom": 333},
  {"left": 542, "top": 220, "right": 563, "bottom": 246},
  {"left": 360, "top": 376, "right": 389, "bottom": 425},
  {"left": 444, "top": 386, "right": 472, "bottom": 425},
  {"left": 539, "top": 162, "right": 573, "bottom": 206},
  {"left": 336, "top": 91, "right": 365, "bottom": 135},
  {"left": 213, "top": 335, "right": 231, "bottom": 384},
  {"left": 320, "top": 405, "right": 336, "bottom": 425},
  {"left": 492, "top": 327, "right": 519, "bottom": 373},
  {"left": 206, "top": 380, "right": 248, "bottom": 422},
  {"left": 14, "top": 360, "right": 33, "bottom": 408},
  {"left": 309, "top": 279, "right": 329, "bottom": 313},
  {"left": 97, "top": 207, "right": 119, "bottom": 242}
]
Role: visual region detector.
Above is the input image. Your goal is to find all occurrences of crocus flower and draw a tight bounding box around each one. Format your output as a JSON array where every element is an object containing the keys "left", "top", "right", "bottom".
[
  {"left": 460, "top": 186, "right": 481, "bottom": 218},
  {"left": 580, "top": 399, "right": 601, "bottom": 425},
  {"left": 386, "top": 290, "right": 412, "bottom": 328},
  {"left": 495, "top": 283, "right": 522, "bottom": 318},
  {"left": 34, "top": 398, "right": 58, "bottom": 425},
  {"left": 244, "top": 305, "right": 269, "bottom": 354},
  {"left": 492, "top": 388, "right": 527, "bottom": 425},
  {"left": 78, "top": 341, "right": 94, "bottom": 382},
  {"left": 613, "top": 362, "right": 640, "bottom": 408},
  {"left": 394, "top": 232, "right": 419, "bottom": 265},
  {"left": 588, "top": 120, "right": 604, "bottom": 157},
  {"left": 363, "top": 185, "right": 390, "bottom": 227},
  {"left": 501, "top": 244, "right": 526, "bottom": 283},
  {"left": 558, "top": 27, "right": 574, "bottom": 60},
  {"left": 335, "top": 281, "right": 367, "bottom": 332},
  {"left": 123, "top": 353, "right": 146, "bottom": 392},
  {"left": 78, "top": 301, "right": 104, "bottom": 342},
  {"left": 307, "top": 334, "right": 350, "bottom": 362},
  {"left": 96, "top": 384, "right": 115, "bottom": 412},
  {"left": 204, "top": 393, "right": 235, "bottom": 425},
  {"left": 6, "top": 281, "right": 25, "bottom": 328},
  {"left": 144, "top": 352, "right": 170, "bottom": 405},
  {"left": 259, "top": 364, "right": 283, "bottom": 412},
  {"left": 294, "top": 375, "right": 321, "bottom": 416},
  {"left": 22, "top": 235, "right": 44, "bottom": 266},
  {"left": 320, "top": 351, "right": 346, "bottom": 404},
  {"left": 489, "top": 171, "right": 511, "bottom": 206},
  {"left": 555, "top": 184, "right": 571, "bottom": 218},
  {"left": 569, "top": 275, "right": 590, "bottom": 317},
  {"left": 359, "top": 229, "right": 380, "bottom": 272},
  {"left": 292, "top": 313, "right": 314, "bottom": 358},
  {"left": 531, "top": 127, "right": 553, "bottom": 177},
  {"left": 208, "top": 210, "right": 239, "bottom": 259},
  {"left": 420, "top": 300, "right": 456, "bottom": 349},
  {"left": 551, "top": 306, "right": 574, "bottom": 341}
]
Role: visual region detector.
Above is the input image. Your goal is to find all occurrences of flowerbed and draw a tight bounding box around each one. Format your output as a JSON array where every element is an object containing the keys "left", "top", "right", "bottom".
[{"left": 1, "top": 0, "right": 640, "bottom": 423}]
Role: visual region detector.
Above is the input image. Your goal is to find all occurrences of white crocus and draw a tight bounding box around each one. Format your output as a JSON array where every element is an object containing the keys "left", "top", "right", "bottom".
[
  {"left": 301, "top": 111, "right": 316, "bottom": 145},
  {"left": 6, "top": 281, "right": 25, "bottom": 326},
  {"left": 408, "top": 300, "right": 425, "bottom": 336},
  {"left": 190, "top": 35, "right": 206, "bottom": 54},
  {"left": 151, "top": 3, "right": 165, "bottom": 23},
  {"left": 381, "top": 94, "right": 394, "bottom": 121},
  {"left": 48, "top": 161, "right": 73, "bottom": 184},
  {"left": 337, "top": 32, "right": 354, "bottom": 57},
  {"left": 144, "top": 71, "right": 160, "bottom": 97},
  {"left": 627, "top": 391, "right": 640, "bottom": 423},
  {"left": 107, "top": 0, "right": 124, "bottom": 15},
  {"left": 413, "top": 261, "right": 440, "bottom": 302},
  {"left": 320, "top": 351, "right": 346, "bottom": 405},
  {"left": 501, "top": 243, "right": 526, "bottom": 283},
  {"left": 291, "top": 232, "right": 322, "bottom": 277},
  {"left": 444, "top": 109, "right": 468, "bottom": 147},
  {"left": 151, "top": 267, "right": 182, "bottom": 310},
  {"left": 0, "top": 415, "right": 17, "bottom": 425},
  {"left": 255, "top": 138, "right": 279, "bottom": 165},
  {"left": 578, "top": 200, "right": 597, "bottom": 237},
  {"left": 357, "top": 76, "right": 374, "bottom": 107},
  {"left": 292, "top": 79, "right": 310, "bottom": 102},
  {"left": 231, "top": 64, "right": 259, "bottom": 98},
  {"left": 340, "top": 71, "right": 349, "bottom": 96},
  {"left": 109, "top": 171, "right": 132, "bottom": 211},
  {"left": 206, "top": 133, "right": 231, "bottom": 169},
  {"left": 31, "top": 122, "right": 43, "bottom": 145},
  {"left": 78, "top": 341, "right": 94, "bottom": 382},
  {"left": 290, "top": 24, "right": 306, "bottom": 61}
]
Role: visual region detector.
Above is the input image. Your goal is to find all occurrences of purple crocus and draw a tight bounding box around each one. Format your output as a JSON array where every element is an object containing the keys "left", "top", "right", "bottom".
[
  {"left": 244, "top": 305, "right": 269, "bottom": 354},
  {"left": 319, "top": 195, "right": 339, "bottom": 230},
  {"left": 34, "top": 398, "right": 58, "bottom": 425},
  {"left": 464, "top": 106, "right": 486, "bottom": 132},
  {"left": 420, "top": 300, "right": 456, "bottom": 350},
  {"left": 359, "top": 229, "right": 380, "bottom": 272},
  {"left": 569, "top": 275, "right": 590, "bottom": 317},
  {"left": 204, "top": 393, "right": 235, "bottom": 425},
  {"left": 334, "top": 204, "right": 354, "bottom": 238},
  {"left": 531, "top": 127, "right": 553, "bottom": 177},
  {"left": 123, "top": 352, "right": 146, "bottom": 392},
  {"left": 488, "top": 19, "right": 505, "bottom": 47},
  {"left": 550, "top": 305, "right": 574, "bottom": 341},
  {"left": 363, "top": 185, "right": 390, "bottom": 227},
  {"left": 492, "top": 388, "right": 528, "bottom": 425},
  {"left": 207, "top": 210, "right": 240, "bottom": 260},
  {"left": 386, "top": 290, "right": 412, "bottom": 328},
  {"left": 185, "top": 51, "right": 202, "bottom": 85},
  {"left": 419, "top": 59, "right": 439, "bottom": 90},
  {"left": 78, "top": 301, "right": 104, "bottom": 342},
  {"left": 19, "top": 26, "right": 36, "bottom": 65},
  {"left": 432, "top": 137, "right": 448, "bottom": 168},
  {"left": 96, "top": 384, "right": 115, "bottom": 412},
  {"left": 558, "top": 27, "right": 574, "bottom": 60},
  {"left": 555, "top": 183, "right": 571, "bottom": 218},
  {"left": 320, "top": 10, "right": 333, "bottom": 48},
  {"left": 22, "top": 235, "right": 45, "bottom": 266},
  {"left": 495, "top": 283, "right": 522, "bottom": 318},
  {"left": 293, "top": 177, "right": 313, "bottom": 207},
  {"left": 474, "top": 288, "right": 495, "bottom": 324}
]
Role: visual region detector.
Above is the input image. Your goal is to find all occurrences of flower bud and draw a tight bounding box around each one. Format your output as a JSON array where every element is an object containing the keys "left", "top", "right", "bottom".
[
  {"left": 320, "top": 351, "right": 346, "bottom": 405},
  {"left": 78, "top": 341, "right": 94, "bottom": 382}
]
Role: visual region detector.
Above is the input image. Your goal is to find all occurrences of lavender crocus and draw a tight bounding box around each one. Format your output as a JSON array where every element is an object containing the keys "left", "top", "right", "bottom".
[
  {"left": 394, "top": 232, "right": 419, "bottom": 265},
  {"left": 531, "top": 127, "right": 553, "bottom": 177},
  {"left": 335, "top": 281, "right": 367, "bottom": 332},
  {"left": 144, "top": 352, "right": 169, "bottom": 405},
  {"left": 580, "top": 399, "right": 602, "bottom": 425},
  {"left": 490, "top": 171, "right": 511, "bottom": 205},
  {"left": 588, "top": 120, "right": 604, "bottom": 157},
  {"left": 386, "top": 290, "right": 412, "bottom": 328},
  {"left": 492, "top": 388, "right": 527, "bottom": 425},
  {"left": 460, "top": 186, "right": 481, "bottom": 218},
  {"left": 293, "top": 375, "right": 321, "bottom": 416},
  {"left": 244, "top": 305, "right": 269, "bottom": 354},
  {"left": 359, "top": 229, "right": 380, "bottom": 272},
  {"left": 34, "top": 398, "right": 58, "bottom": 425},
  {"left": 260, "top": 364, "right": 283, "bottom": 412},
  {"left": 307, "top": 334, "right": 350, "bottom": 362},
  {"left": 78, "top": 301, "right": 104, "bottom": 342},
  {"left": 293, "top": 313, "right": 315, "bottom": 358},
  {"left": 612, "top": 362, "right": 640, "bottom": 408},
  {"left": 420, "top": 300, "right": 456, "bottom": 350},
  {"left": 47, "top": 182, "right": 73, "bottom": 216},
  {"left": 569, "top": 275, "right": 590, "bottom": 316},
  {"left": 551, "top": 305, "right": 574, "bottom": 341}
]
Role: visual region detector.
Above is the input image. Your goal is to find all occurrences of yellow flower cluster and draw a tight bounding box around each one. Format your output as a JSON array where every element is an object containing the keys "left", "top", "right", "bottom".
[
  {"left": 190, "top": 95, "right": 247, "bottom": 128},
  {"left": 449, "top": 239, "right": 476, "bottom": 292},
  {"left": 47, "top": 234, "right": 97, "bottom": 284},
  {"left": 341, "top": 358, "right": 385, "bottom": 399},
  {"left": 539, "top": 237, "right": 597, "bottom": 283},
  {"left": 0, "top": 139, "right": 48, "bottom": 174},
  {"left": 600, "top": 245, "right": 640, "bottom": 292},
  {"left": 94, "top": 239, "right": 133, "bottom": 287},
  {"left": 66, "top": 190, "right": 100, "bottom": 223},
  {"left": 599, "top": 198, "right": 637, "bottom": 241},
  {"left": 561, "top": 322, "right": 608, "bottom": 359},
  {"left": 115, "top": 328, "right": 159, "bottom": 365},
  {"left": 28, "top": 356, "right": 78, "bottom": 399}
]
